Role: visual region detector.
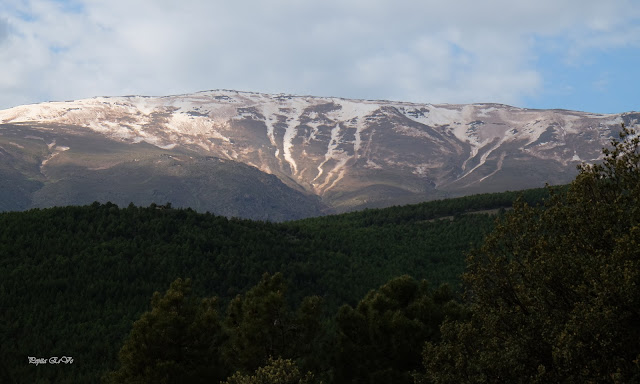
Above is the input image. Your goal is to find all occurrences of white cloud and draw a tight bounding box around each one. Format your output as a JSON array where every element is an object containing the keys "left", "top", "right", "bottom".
[
  {"left": 0, "top": 17, "right": 8, "bottom": 43},
  {"left": 0, "top": 0, "right": 638, "bottom": 109}
]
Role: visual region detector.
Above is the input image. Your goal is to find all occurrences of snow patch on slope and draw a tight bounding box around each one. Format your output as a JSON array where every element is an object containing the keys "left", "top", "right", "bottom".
[
  {"left": 261, "top": 103, "right": 279, "bottom": 149},
  {"left": 280, "top": 99, "right": 312, "bottom": 175},
  {"left": 330, "top": 99, "right": 380, "bottom": 122},
  {"left": 41, "top": 143, "right": 70, "bottom": 169},
  {"left": 477, "top": 151, "right": 506, "bottom": 183},
  {"left": 313, "top": 122, "right": 352, "bottom": 194}
]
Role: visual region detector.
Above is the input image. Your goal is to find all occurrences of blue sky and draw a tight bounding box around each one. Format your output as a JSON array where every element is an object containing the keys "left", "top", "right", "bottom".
[
  {"left": 525, "top": 35, "right": 640, "bottom": 113},
  {"left": 0, "top": 0, "right": 639, "bottom": 113}
]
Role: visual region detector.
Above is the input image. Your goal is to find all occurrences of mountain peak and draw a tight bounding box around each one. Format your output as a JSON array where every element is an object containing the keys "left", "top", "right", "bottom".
[{"left": 1, "top": 91, "right": 638, "bottom": 218}]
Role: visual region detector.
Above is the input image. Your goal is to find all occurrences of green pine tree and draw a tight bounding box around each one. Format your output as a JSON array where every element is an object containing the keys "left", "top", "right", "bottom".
[
  {"left": 423, "top": 125, "right": 640, "bottom": 383},
  {"left": 334, "top": 275, "right": 466, "bottom": 384},
  {"left": 103, "top": 278, "right": 227, "bottom": 384},
  {"left": 222, "top": 272, "right": 323, "bottom": 375},
  {"left": 223, "top": 357, "right": 320, "bottom": 384}
]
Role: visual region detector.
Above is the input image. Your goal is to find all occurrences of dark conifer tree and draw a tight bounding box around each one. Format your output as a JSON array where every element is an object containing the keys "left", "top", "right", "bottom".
[
  {"left": 103, "top": 278, "right": 227, "bottom": 383},
  {"left": 423, "top": 125, "right": 640, "bottom": 383}
]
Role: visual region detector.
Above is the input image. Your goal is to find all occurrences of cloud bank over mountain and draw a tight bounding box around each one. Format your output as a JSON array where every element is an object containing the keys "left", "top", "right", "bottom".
[{"left": 0, "top": 0, "right": 639, "bottom": 112}]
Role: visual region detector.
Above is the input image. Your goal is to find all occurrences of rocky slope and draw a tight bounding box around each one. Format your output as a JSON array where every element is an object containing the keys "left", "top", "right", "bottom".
[{"left": 1, "top": 90, "right": 638, "bottom": 218}]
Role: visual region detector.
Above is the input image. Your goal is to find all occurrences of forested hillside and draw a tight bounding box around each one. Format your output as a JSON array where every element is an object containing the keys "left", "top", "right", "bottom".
[{"left": 0, "top": 186, "right": 550, "bottom": 382}]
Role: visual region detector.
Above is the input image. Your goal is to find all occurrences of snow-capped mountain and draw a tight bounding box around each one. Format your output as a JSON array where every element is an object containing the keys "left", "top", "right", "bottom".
[{"left": 1, "top": 90, "right": 638, "bottom": 218}]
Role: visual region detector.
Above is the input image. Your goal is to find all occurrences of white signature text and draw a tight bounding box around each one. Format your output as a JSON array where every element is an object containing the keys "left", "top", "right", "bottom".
[{"left": 28, "top": 356, "right": 74, "bottom": 365}]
